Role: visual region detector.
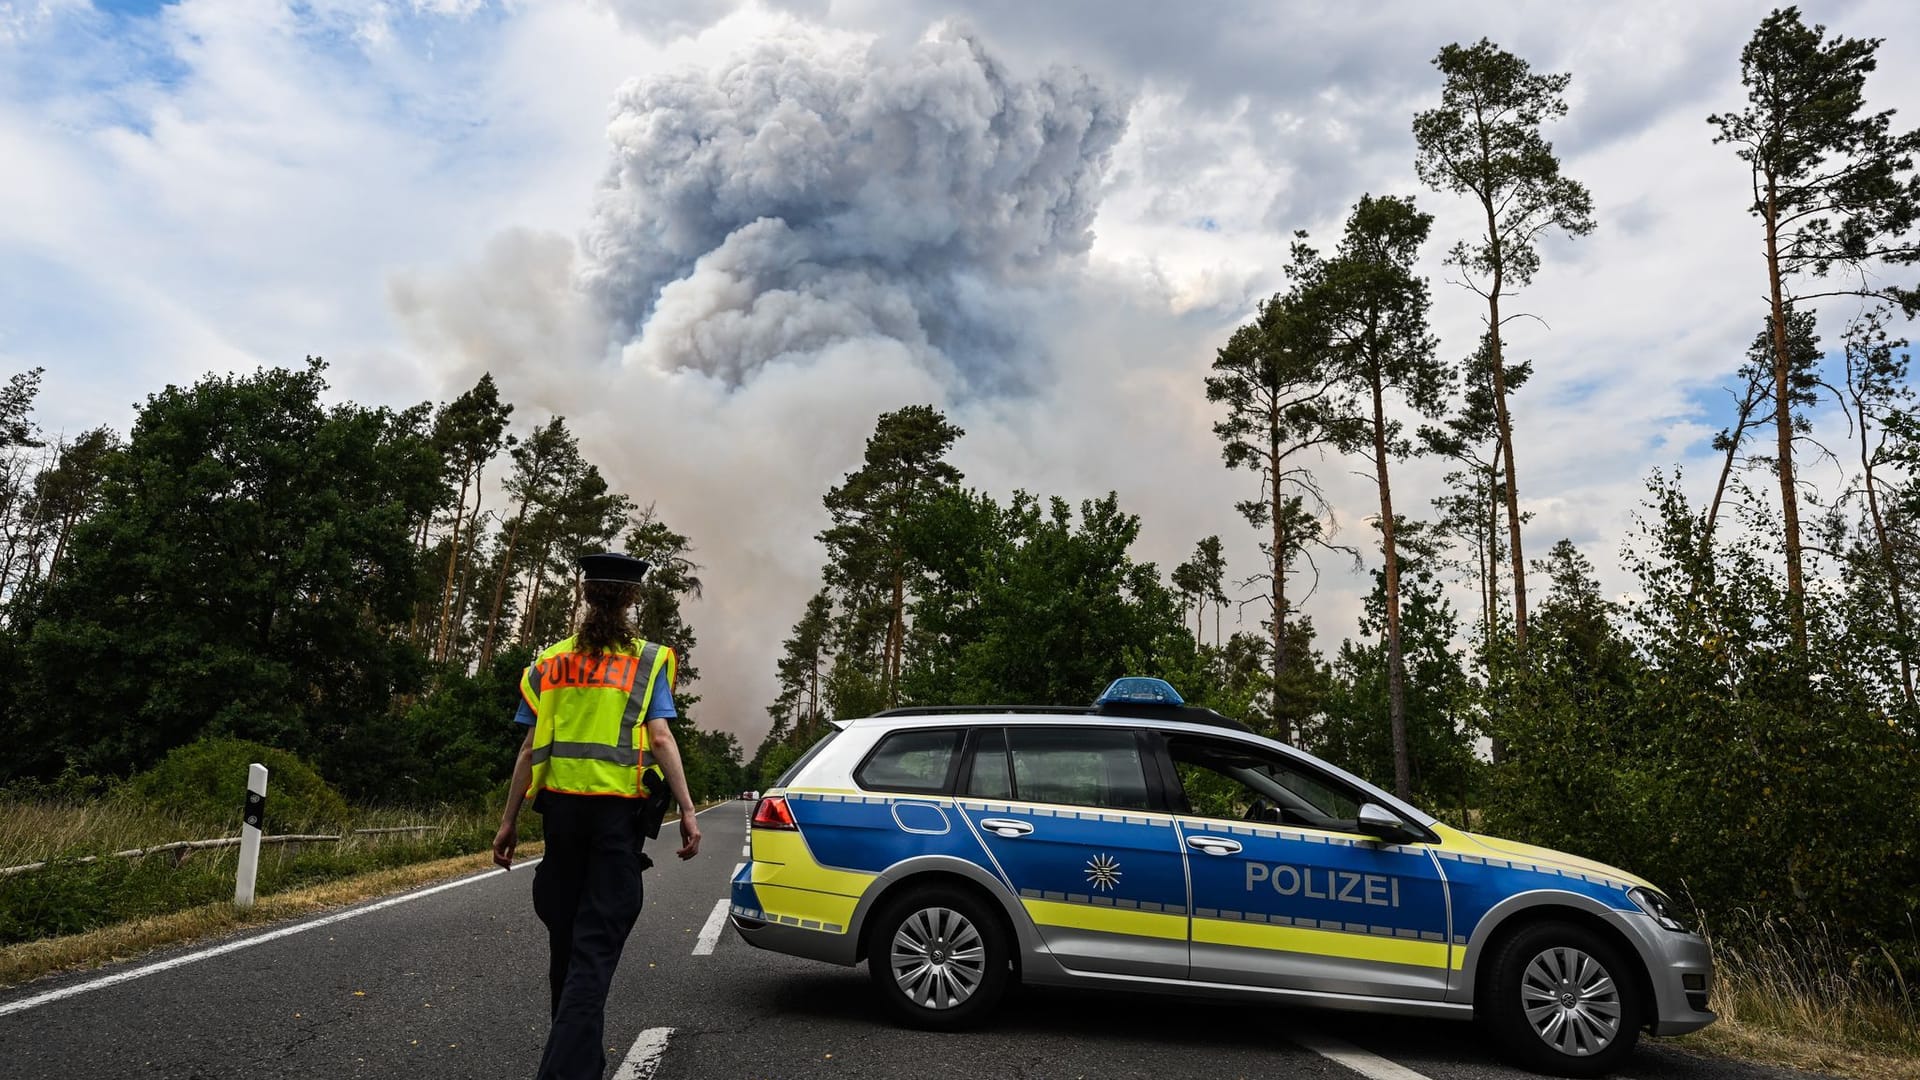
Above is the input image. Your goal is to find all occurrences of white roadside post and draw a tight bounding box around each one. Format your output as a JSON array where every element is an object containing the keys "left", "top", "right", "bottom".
[{"left": 235, "top": 763, "right": 268, "bottom": 908}]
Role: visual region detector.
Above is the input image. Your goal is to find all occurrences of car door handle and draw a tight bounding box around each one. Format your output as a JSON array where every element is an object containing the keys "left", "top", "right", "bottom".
[
  {"left": 979, "top": 818, "right": 1034, "bottom": 838},
  {"left": 1186, "top": 835, "right": 1243, "bottom": 856}
]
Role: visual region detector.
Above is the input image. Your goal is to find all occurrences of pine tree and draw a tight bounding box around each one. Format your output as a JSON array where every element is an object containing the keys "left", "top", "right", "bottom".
[
  {"left": 1415, "top": 39, "right": 1594, "bottom": 657},
  {"left": 1709, "top": 7, "right": 1920, "bottom": 649},
  {"left": 1296, "top": 194, "right": 1450, "bottom": 801}
]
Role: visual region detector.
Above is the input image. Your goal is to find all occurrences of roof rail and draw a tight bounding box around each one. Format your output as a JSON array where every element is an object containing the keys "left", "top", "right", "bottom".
[
  {"left": 869, "top": 705, "right": 1092, "bottom": 718},
  {"left": 866, "top": 702, "right": 1253, "bottom": 734}
]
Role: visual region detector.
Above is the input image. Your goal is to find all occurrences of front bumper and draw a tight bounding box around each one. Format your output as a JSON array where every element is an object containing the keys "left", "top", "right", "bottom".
[{"left": 1620, "top": 913, "right": 1716, "bottom": 1035}]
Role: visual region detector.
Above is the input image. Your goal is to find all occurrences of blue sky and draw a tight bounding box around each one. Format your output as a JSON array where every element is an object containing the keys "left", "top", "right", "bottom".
[{"left": 3, "top": 0, "right": 1915, "bottom": 735}]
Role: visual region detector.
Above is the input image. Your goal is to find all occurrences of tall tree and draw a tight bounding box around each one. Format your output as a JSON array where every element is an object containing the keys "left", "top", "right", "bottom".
[
  {"left": 1709, "top": 7, "right": 1920, "bottom": 649},
  {"left": 478, "top": 417, "right": 574, "bottom": 667},
  {"left": 1423, "top": 331, "right": 1530, "bottom": 667},
  {"left": 1296, "top": 194, "right": 1449, "bottom": 801},
  {"left": 1206, "top": 294, "right": 1342, "bottom": 743},
  {"left": 15, "top": 360, "right": 442, "bottom": 777},
  {"left": 768, "top": 589, "right": 833, "bottom": 739},
  {"left": 625, "top": 505, "right": 703, "bottom": 689},
  {"left": 818, "top": 405, "right": 964, "bottom": 709},
  {"left": 1414, "top": 38, "right": 1595, "bottom": 655},
  {"left": 30, "top": 427, "right": 120, "bottom": 592},
  {"left": 429, "top": 374, "right": 513, "bottom": 663},
  {"left": 1702, "top": 311, "right": 1822, "bottom": 585},
  {"left": 1839, "top": 311, "right": 1916, "bottom": 704}
]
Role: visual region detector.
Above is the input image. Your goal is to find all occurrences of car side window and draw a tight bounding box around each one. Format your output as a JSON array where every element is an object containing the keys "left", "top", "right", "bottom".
[
  {"left": 964, "top": 727, "right": 1014, "bottom": 799},
  {"left": 856, "top": 729, "right": 962, "bottom": 794},
  {"left": 1167, "top": 735, "right": 1363, "bottom": 833},
  {"left": 1006, "top": 727, "right": 1151, "bottom": 811}
]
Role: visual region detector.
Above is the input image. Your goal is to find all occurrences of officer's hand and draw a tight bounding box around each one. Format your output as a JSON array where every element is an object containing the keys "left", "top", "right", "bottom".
[
  {"left": 492, "top": 821, "right": 518, "bottom": 870},
  {"left": 676, "top": 810, "right": 702, "bottom": 860}
]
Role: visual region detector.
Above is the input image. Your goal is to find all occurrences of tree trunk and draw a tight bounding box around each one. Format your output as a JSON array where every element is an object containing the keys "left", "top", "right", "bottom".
[
  {"left": 1486, "top": 447, "right": 1507, "bottom": 765},
  {"left": 885, "top": 562, "right": 905, "bottom": 708},
  {"left": 1858, "top": 408, "right": 1915, "bottom": 706},
  {"left": 1482, "top": 200, "right": 1528, "bottom": 653},
  {"left": 520, "top": 552, "right": 548, "bottom": 646},
  {"left": 434, "top": 463, "right": 472, "bottom": 660},
  {"left": 1269, "top": 402, "right": 1288, "bottom": 743},
  {"left": 1372, "top": 373, "right": 1412, "bottom": 802},
  {"left": 1698, "top": 386, "right": 1764, "bottom": 596},
  {"left": 479, "top": 496, "right": 531, "bottom": 668},
  {"left": 1762, "top": 173, "right": 1809, "bottom": 652},
  {"left": 45, "top": 510, "right": 76, "bottom": 589},
  {"left": 444, "top": 474, "right": 488, "bottom": 664}
]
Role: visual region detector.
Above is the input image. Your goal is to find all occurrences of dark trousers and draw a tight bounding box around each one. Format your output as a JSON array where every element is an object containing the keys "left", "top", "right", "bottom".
[{"left": 531, "top": 793, "right": 648, "bottom": 1080}]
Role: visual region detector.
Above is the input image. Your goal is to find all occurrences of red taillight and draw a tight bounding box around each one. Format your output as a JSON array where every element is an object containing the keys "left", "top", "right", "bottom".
[{"left": 751, "top": 795, "right": 796, "bottom": 830}]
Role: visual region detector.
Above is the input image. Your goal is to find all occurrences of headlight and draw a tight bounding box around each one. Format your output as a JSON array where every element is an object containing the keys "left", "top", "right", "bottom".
[{"left": 1628, "top": 887, "right": 1694, "bottom": 933}]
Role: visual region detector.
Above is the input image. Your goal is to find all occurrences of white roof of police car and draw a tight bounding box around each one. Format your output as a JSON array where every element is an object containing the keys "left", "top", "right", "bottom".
[{"left": 826, "top": 709, "right": 1439, "bottom": 830}]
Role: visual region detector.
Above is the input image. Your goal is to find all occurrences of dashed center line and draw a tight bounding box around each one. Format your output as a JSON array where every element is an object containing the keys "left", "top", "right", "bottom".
[
  {"left": 611, "top": 1026, "right": 674, "bottom": 1080},
  {"left": 691, "top": 897, "right": 731, "bottom": 955},
  {"left": 1293, "top": 1033, "right": 1435, "bottom": 1080}
]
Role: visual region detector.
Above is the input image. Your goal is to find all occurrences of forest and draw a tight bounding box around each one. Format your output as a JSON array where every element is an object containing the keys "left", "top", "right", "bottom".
[{"left": 0, "top": 6, "right": 1914, "bottom": 1047}]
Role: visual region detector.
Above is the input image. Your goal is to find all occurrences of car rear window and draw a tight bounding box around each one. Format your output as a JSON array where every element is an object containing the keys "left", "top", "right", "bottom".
[
  {"left": 855, "top": 728, "right": 963, "bottom": 794},
  {"left": 1007, "top": 727, "right": 1150, "bottom": 811}
]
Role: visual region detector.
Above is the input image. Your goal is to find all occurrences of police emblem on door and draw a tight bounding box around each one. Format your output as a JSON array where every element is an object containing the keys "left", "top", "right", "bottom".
[{"left": 1085, "top": 853, "right": 1122, "bottom": 892}]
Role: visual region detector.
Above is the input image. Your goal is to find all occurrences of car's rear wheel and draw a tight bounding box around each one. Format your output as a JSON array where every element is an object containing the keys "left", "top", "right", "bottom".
[
  {"left": 867, "top": 886, "right": 1010, "bottom": 1030},
  {"left": 1482, "top": 921, "right": 1642, "bottom": 1077}
]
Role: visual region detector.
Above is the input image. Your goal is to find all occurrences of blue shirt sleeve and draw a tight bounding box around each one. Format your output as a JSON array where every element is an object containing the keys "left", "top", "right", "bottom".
[
  {"left": 513, "top": 700, "right": 535, "bottom": 727},
  {"left": 646, "top": 665, "right": 676, "bottom": 720}
]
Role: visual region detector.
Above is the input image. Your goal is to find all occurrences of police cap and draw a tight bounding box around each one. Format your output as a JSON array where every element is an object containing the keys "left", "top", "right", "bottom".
[{"left": 577, "top": 552, "right": 651, "bottom": 584}]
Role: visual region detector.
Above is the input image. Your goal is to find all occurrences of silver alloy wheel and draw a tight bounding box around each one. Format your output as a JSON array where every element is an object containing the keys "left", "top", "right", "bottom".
[
  {"left": 1521, "top": 945, "right": 1623, "bottom": 1056},
  {"left": 889, "top": 906, "right": 986, "bottom": 1010}
]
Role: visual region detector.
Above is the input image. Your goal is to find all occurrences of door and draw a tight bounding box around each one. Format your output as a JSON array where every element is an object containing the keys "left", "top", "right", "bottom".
[
  {"left": 955, "top": 726, "right": 1189, "bottom": 980},
  {"left": 1162, "top": 733, "right": 1453, "bottom": 1000}
]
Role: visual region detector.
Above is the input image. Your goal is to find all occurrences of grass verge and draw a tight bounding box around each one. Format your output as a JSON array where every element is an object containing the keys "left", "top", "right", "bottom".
[
  {"left": 0, "top": 841, "right": 543, "bottom": 990},
  {"left": 1672, "top": 915, "right": 1919, "bottom": 1080}
]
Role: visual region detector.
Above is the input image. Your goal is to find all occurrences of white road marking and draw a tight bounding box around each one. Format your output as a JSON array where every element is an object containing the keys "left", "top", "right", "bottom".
[
  {"left": 740, "top": 844, "right": 750, "bottom": 857},
  {"left": 0, "top": 858, "right": 542, "bottom": 1019},
  {"left": 691, "top": 897, "right": 730, "bottom": 956},
  {"left": 696, "top": 802, "right": 733, "bottom": 815},
  {"left": 611, "top": 1026, "right": 675, "bottom": 1080},
  {"left": 1293, "top": 1033, "right": 1435, "bottom": 1080}
]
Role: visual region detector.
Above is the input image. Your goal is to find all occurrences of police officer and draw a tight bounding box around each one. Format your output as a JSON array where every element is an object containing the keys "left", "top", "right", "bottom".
[{"left": 492, "top": 551, "right": 702, "bottom": 1080}]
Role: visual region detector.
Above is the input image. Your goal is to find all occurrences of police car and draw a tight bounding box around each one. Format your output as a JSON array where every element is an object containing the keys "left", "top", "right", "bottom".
[{"left": 729, "top": 679, "right": 1714, "bottom": 1077}]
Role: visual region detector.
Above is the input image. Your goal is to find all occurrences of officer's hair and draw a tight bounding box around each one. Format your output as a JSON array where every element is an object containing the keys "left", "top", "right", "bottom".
[{"left": 577, "top": 580, "right": 643, "bottom": 654}]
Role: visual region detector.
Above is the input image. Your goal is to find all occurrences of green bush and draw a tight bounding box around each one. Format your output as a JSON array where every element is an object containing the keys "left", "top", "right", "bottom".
[{"left": 124, "top": 738, "right": 348, "bottom": 832}]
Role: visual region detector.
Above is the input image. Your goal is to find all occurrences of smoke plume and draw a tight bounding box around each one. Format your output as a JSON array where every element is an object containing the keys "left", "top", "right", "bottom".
[
  {"left": 580, "top": 23, "right": 1127, "bottom": 391},
  {"left": 395, "top": 23, "right": 1139, "bottom": 739}
]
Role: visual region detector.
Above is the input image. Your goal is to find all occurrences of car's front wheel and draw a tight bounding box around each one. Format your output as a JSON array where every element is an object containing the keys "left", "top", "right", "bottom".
[
  {"left": 1481, "top": 921, "right": 1642, "bottom": 1077},
  {"left": 867, "top": 886, "right": 1010, "bottom": 1030}
]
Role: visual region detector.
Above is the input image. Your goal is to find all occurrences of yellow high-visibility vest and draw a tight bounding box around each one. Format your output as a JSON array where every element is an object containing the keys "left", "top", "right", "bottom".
[{"left": 521, "top": 635, "right": 676, "bottom": 799}]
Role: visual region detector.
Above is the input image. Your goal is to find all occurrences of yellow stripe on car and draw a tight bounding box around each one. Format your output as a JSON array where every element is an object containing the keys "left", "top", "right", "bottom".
[
  {"left": 1022, "top": 899, "right": 1188, "bottom": 941},
  {"left": 1192, "top": 916, "right": 1452, "bottom": 970}
]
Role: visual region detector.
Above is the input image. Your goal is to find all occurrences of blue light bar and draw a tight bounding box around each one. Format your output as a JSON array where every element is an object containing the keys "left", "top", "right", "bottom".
[{"left": 1095, "top": 677, "right": 1185, "bottom": 707}]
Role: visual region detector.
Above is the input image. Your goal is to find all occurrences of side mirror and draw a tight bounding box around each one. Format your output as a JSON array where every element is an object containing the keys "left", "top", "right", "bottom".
[{"left": 1356, "top": 802, "right": 1419, "bottom": 843}]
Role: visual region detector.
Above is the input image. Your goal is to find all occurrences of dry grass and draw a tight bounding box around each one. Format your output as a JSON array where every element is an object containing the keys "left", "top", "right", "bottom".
[
  {"left": 0, "top": 798, "right": 218, "bottom": 867},
  {"left": 1674, "top": 913, "right": 1920, "bottom": 1080},
  {"left": 0, "top": 841, "right": 543, "bottom": 989}
]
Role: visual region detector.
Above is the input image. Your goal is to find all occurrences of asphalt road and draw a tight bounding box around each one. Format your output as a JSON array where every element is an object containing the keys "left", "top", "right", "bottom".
[{"left": 0, "top": 805, "right": 1830, "bottom": 1080}]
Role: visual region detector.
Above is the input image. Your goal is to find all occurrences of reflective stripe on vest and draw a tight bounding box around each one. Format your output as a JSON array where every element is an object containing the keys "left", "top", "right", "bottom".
[{"left": 521, "top": 636, "right": 676, "bottom": 799}]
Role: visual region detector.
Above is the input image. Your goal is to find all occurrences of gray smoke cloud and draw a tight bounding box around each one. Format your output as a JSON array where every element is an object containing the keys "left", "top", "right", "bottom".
[
  {"left": 394, "top": 22, "right": 1141, "bottom": 741},
  {"left": 579, "top": 23, "right": 1127, "bottom": 392}
]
